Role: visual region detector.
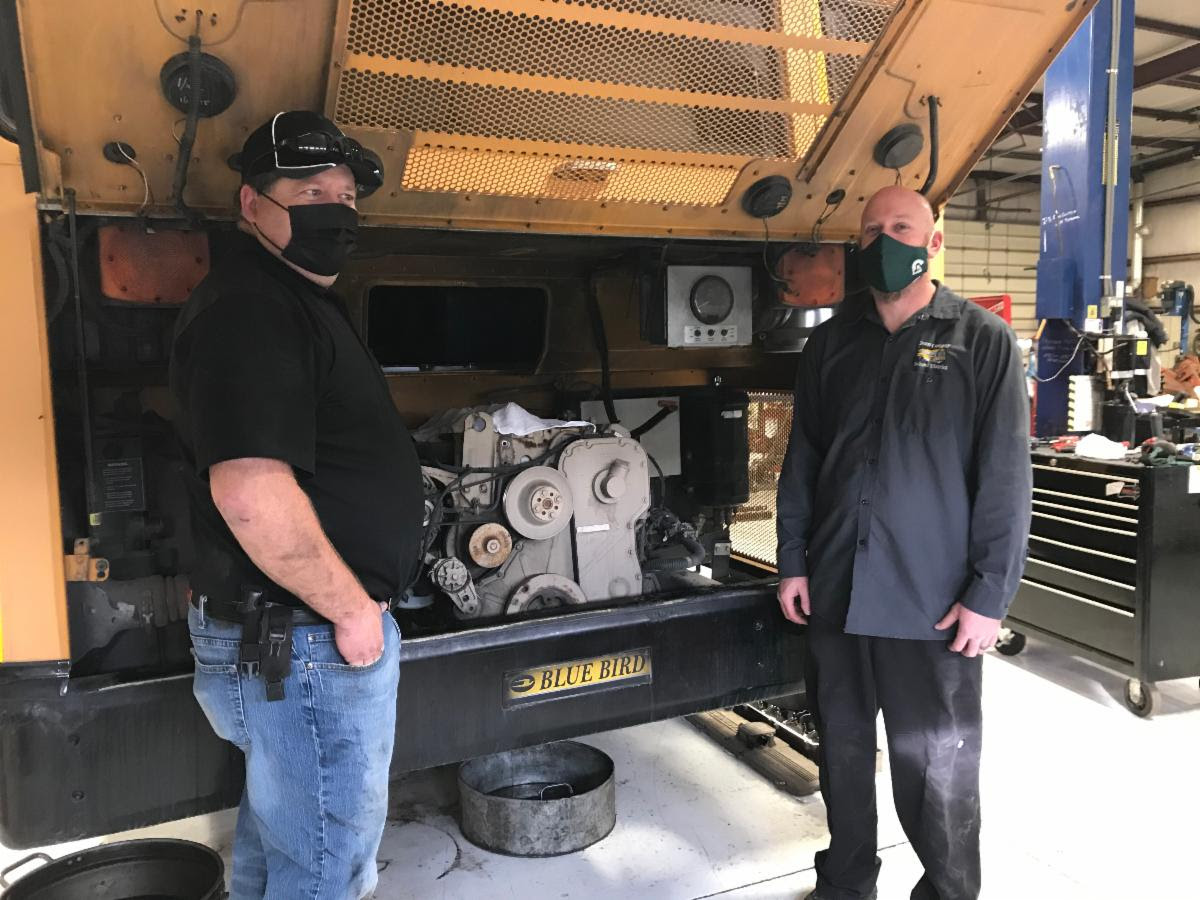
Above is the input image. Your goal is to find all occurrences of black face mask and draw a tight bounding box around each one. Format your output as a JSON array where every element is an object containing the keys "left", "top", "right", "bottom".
[{"left": 256, "top": 192, "right": 358, "bottom": 276}]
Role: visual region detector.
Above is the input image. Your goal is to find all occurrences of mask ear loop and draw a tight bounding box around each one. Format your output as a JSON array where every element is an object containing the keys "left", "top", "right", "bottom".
[{"left": 248, "top": 189, "right": 290, "bottom": 254}]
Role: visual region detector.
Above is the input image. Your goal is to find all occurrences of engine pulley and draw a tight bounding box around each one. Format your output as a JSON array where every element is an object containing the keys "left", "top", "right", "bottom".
[
  {"left": 506, "top": 574, "right": 587, "bottom": 614},
  {"left": 468, "top": 524, "right": 513, "bottom": 568},
  {"left": 503, "top": 466, "right": 573, "bottom": 540}
]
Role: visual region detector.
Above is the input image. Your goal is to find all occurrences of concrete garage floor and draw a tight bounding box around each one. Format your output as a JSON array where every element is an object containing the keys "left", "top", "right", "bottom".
[{"left": 5, "top": 633, "right": 1198, "bottom": 899}]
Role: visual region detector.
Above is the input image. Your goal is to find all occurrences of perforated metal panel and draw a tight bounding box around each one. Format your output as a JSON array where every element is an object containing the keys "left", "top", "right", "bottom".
[
  {"left": 333, "top": 0, "right": 899, "bottom": 206},
  {"left": 402, "top": 146, "right": 741, "bottom": 205},
  {"left": 730, "top": 392, "right": 793, "bottom": 567}
]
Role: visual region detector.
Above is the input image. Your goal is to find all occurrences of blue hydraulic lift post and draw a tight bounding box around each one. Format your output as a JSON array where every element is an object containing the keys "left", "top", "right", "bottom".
[{"left": 1034, "top": 0, "right": 1135, "bottom": 437}]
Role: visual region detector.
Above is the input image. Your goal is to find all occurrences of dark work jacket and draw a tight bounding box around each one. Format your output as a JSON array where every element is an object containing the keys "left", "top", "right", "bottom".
[{"left": 776, "top": 283, "right": 1032, "bottom": 639}]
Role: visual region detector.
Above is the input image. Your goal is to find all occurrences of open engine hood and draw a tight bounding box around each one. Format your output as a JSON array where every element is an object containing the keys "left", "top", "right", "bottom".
[{"left": 12, "top": 0, "right": 1096, "bottom": 240}]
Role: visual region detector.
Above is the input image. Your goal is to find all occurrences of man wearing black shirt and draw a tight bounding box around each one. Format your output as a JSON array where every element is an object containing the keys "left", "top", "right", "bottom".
[
  {"left": 776, "top": 186, "right": 1032, "bottom": 900},
  {"left": 170, "top": 111, "right": 423, "bottom": 900}
]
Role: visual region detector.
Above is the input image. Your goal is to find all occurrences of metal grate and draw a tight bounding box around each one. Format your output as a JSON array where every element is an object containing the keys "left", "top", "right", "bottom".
[
  {"left": 334, "top": 0, "right": 899, "bottom": 205},
  {"left": 402, "top": 145, "right": 741, "bottom": 205},
  {"left": 730, "top": 392, "right": 793, "bottom": 568},
  {"left": 338, "top": 69, "right": 799, "bottom": 158}
]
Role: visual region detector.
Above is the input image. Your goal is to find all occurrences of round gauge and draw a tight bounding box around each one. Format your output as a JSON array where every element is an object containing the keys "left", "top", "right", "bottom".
[{"left": 689, "top": 275, "right": 735, "bottom": 325}]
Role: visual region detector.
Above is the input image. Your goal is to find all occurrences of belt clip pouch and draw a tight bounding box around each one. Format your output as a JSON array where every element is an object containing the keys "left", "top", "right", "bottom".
[
  {"left": 238, "top": 587, "right": 266, "bottom": 678},
  {"left": 260, "top": 605, "right": 293, "bottom": 702}
]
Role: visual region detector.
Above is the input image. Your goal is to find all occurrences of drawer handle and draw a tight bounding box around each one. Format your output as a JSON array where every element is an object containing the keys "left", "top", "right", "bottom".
[
  {"left": 1019, "top": 579, "right": 1135, "bottom": 618},
  {"left": 1033, "top": 488, "right": 1137, "bottom": 512},
  {"left": 1031, "top": 498, "right": 1137, "bottom": 525},
  {"left": 1029, "top": 535, "right": 1135, "bottom": 565},
  {"left": 1024, "top": 558, "right": 1134, "bottom": 592},
  {"left": 1031, "top": 511, "right": 1136, "bottom": 538},
  {"left": 1032, "top": 464, "right": 1138, "bottom": 485}
]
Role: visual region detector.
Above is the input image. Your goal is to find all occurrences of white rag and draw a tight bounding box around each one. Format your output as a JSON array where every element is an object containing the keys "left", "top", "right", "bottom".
[
  {"left": 1075, "top": 432, "right": 1128, "bottom": 461},
  {"left": 491, "top": 402, "right": 594, "bottom": 437}
]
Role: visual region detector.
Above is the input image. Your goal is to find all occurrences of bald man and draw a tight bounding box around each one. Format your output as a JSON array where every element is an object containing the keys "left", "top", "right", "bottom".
[{"left": 775, "top": 187, "right": 1032, "bottom": 900}]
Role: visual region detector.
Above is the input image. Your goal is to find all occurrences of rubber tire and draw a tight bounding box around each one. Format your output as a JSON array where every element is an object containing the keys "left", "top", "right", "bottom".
[
  {"left": 995, "top": 630, "right": 1027, "bottom": 657},
  {"left": 1123, "top": 679, "right": 1155, "bottom": 718}
]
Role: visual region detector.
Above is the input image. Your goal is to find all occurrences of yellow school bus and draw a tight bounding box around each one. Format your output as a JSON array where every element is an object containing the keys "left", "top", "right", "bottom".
[{"left": 0, "top": 0, "right": 1093, "bottom": 847}]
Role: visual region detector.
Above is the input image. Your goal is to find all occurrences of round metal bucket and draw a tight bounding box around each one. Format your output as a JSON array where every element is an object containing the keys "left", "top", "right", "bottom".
[
  {"left": 0, "top": 839, "right": 225, "bottom": 900},
  {"left": 458, "top": 741, "right": 616, "bottom": 857}
]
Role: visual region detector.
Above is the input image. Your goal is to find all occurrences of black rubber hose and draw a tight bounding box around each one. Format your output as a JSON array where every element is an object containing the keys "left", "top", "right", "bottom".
[
  {"left": 172, "top": 32, "right": 203, "bottom": 223},
  {"left": 1123, "top": 298, "right": 1168, "bottom": 347},
  {"left": 66, "top": 190, "right": 99, "bottom": 529},
  {"left": 44, "top": 234, "right": 70, "bottom": 322},
  {"left": 586, "top": 272, "right": 619, "bottom": 425},
  {"left": 919, "top": 96, "right": 940, "bottom": 197},
  {"left": 0, "top": 105, "right": 16, "bottom": 142},
  {"left": 644, "top": 450, "right": 666, "bottom": 508},
  {"left": 630, "top": 406, "right": 675, "bottom": 440},
  {"left": 642, "top": 534, "right": 706, "bottom": 573},
  {"left": 0, "top": 16, "right": 22, "bottom": 143}
]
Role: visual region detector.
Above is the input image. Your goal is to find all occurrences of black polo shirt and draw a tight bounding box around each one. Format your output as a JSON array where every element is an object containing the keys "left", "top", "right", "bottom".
[
  {"left": 170, "top": 232, "right": 424, "bottom": 611},
  {"left": 776, "top": 284, "right": 1032, "bottom": 639}
]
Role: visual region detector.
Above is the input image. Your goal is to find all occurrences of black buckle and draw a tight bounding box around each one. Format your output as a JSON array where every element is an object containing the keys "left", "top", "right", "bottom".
[
  {"left": 238, "top": 648, "right": 261, "bottom": 679},
  {"left": 260, "top": 606, "right": 293, "bottom": 702},
  {"left": 237, "top": 588, "right": 265, "bottom": 678}
]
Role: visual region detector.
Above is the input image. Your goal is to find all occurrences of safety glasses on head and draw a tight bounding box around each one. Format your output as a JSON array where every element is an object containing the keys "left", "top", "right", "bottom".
[
  {"left": 238, "top": 111, "right": 384, "bottom": 196},
  {"left": 271, "top": 112, "right": 367, "bottom": 172}
]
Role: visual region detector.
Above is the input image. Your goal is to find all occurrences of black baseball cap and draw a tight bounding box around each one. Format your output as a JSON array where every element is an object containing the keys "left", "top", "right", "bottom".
[{"left": 229, "top": 110, "right": 384, "bottom": 196}]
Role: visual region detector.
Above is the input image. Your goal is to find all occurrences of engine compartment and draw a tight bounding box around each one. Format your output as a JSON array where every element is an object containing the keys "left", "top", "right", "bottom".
[
  {"left": 412, "top": 405, "right": 709, "bottom": 623},
  {"left": 47, "top": 223, "right": 798, "bottom": 678}
]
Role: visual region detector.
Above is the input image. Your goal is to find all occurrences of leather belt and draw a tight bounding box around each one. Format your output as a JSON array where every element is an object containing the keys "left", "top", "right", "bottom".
[{"left": 191, "top": 593, "right": 330, "bottom": 627}]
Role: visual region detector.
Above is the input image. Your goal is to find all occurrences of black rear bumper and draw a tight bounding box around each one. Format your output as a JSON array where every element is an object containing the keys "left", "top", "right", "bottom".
[
  {"left": 0, "top": 668, "right": 244, "bottom": 849},
  {"left": 0, "top": 584, "right": 802, "bottom": 848},
  {"left": 391, "top": 584, "right": 804, "bottom": 771}
]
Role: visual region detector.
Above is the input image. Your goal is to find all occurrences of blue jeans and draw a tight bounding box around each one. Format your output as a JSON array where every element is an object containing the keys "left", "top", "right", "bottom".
[{"left": 189, "top": 600, "right": 400, "bottom": 900}]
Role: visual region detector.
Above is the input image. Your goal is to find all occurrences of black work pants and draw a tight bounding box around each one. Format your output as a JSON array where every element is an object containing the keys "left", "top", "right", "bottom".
[{"left": 805, "top": 615, "right": 983, "bottom": 900}]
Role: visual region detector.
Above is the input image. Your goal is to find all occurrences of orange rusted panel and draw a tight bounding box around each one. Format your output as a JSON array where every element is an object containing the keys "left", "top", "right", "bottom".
[
  {"left": 98, "top": 225, "right": 210, "bottom": 303},
  {"left": 777, "top": 243, "right": 844, "bottom": 308}
]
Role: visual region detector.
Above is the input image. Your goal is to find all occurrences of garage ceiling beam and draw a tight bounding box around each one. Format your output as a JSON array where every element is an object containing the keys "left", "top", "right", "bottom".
[
  {"left": 1162, "top": 73, "right": 1200, "bottom": 91},
  {"left": 1006, "top": 96, "right": 1043, "bottom": 135},
  {"left": 1131, "top": 143, "right": 1200, "bottom": 177},
  {"left": 1144, "top": 191, "right": 1200, "bottom": 210},
  {"left": 1131, "top": 103, "right": 1200, "bottom": 122},
  {"left": 983, "top": 85, "right": 1198, "bottom": 180},
  {"left": 1133, "top": 42, "right": 1200, "bottom": 91},
  {"left": 1009, "top": 93, "right": 1200, "bottom": 136},
  {"left": 967, "top": 168, "right": 1042, "bottom": 186},
  {"left": 982, "top": 149, "right": 1042, "bottom": 163},
  {"left": 1131, "top": 135, "right": 1193, "bottom": 151},
  {"left": 1134, "top": 16, "right": 1200, "bottom": 43}
]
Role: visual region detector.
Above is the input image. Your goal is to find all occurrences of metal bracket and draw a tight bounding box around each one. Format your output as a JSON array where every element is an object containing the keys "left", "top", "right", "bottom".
[
  {"left": 64, "top": 539, "right": 109, "bottom": 582},
  {"left": 460, "top": 412, "right": 498, "bottom": 505},
  {"left": 430, "top": 556, "right": 481, "bottom": 617}
]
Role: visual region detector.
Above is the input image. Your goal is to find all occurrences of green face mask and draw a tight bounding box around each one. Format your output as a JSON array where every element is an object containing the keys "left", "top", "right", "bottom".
[{"left": 858, "top": 232, "right": 929, "bottom": 293}]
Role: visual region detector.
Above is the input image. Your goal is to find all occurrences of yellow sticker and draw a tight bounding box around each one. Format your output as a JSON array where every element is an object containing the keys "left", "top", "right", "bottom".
[
  {"left": 1136, "top": 340, "right": 1148, "bottom": 356},
  {"left": 1086, "top": 305, "right": 1099, "bottom": 319},
  {"left": 504, "top": 648, "right": 651, "bottom": 707}
]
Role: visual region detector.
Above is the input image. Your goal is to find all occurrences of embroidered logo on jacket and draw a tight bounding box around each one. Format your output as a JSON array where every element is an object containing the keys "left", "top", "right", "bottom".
[{"left": 914, "top": 340, "right": 952, "bottom": 371}]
